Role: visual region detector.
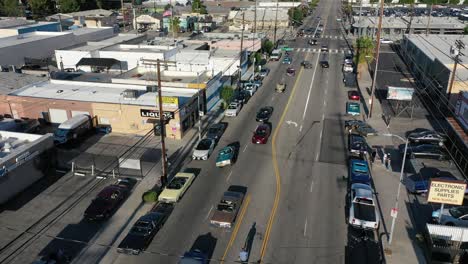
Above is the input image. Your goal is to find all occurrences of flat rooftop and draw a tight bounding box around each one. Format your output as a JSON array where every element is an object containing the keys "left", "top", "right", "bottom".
[
  {"left": 0, "top": 130, "right": 46, "bottom": 159},
  {"left": 63, "top": 33, "right": 145, "bottom": 51},
  {"left": 100, "top": 44, "right": 172, "bottom": 52},
  {"left": 115, "top": 67, "right": 212, "bottom": 84},
  {"left": 0, "top": 18, "right": 34, "bottom": 29},
  {"left": 10, "top": 80, "right": 197, "bottom": 109},
  {"left": 0, "top": 72, "right": 48, "bottom": 94},
  {"left": 353, "top": 16, "right": 466, "bottom": 29},
  {"left": 0, "top": 31, "right": 71, "bottom": 49}
]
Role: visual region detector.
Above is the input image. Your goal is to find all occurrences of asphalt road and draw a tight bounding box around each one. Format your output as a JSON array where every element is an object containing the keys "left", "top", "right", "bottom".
[{"left": 99, "top": 1, "right": 353, "bottom": 263}]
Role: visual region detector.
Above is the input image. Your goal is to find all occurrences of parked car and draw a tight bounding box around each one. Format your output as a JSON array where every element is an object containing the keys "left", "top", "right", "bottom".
[
  {"left": 179, "top": 249, "right": 208, "bottom": 264},
  {"left": 407, "top": 130, "right": 446, "bottom": 144},
  {"left": 210, "top": 189, "right": 245, "bottom": 228},
  {"left": 282, "top": 57, "right": 292, "bottom": 64},
  {"left": 286, "top": 67, "right": 296, "bottom": 76},
  {"left": 346, "top": 102, "right": 360, "bottom": 116},
  {"left": 348, "top": 133, "right": 367, "bottom": 155},
  {"left": 380, "top": 38, "right": 393, "bottom": 44},
  {"left": 349, "top": 159, "right": 371, "bottom": 185},
  {"left": 259, "top": 68, "right": 270, "bottom": 78},
  {"left": 256, "top": 106, "right": 274, "bottom": 122},
  {"left": 344, "top": 120, "right": 377, "bottom": 136},
  {"left": 192, "top": 138, "right": 216, "bottom": 160},
  {"left": 432, "top": 206, "right": 468, "bottom": 227},
  {"left": 84, "top": 178, "right": 135, "bottom": 221},
  {"left": 252, "top": 124, "right": 271, "bottom": 144},
  {"left": 216, "top": 145, "right": 238, "bottom": 167},
  {"left": 206, "top": 123, "right": 227, "bottom": 142},
  {"left": 54, "top": 114, "right": 92, "bottom": 145},
  {"left": 243, "top": 83, "right": 258, "bottom": 96},
  {"left": 158, "top": 172, "right": 196, "bottom": 203},
  {"left": 348, "top": 183, "right": 379, "bottom": 230},
  {"left": 399, "top": 143, "right": 447, "bottom": 160},
  {"left": 301, "top": 60, "right": 313, "bottom": 69},
  {"left": 117, "top": 212, "right": 168, "bottom": 254},
  {"left": 344, "top": 53, "right": 353, "bottom": 64},
  {"left": 343, "top": 72, "right": 357, "bottom": 88},
  {"left": 225, "top": 102, "right": 242, "bottom": 117},
  {"left": 343, "top": 63, "right": 353, "bottom": 73},
  {"left": 348, "top": 90, "right": 360, "bottom": 101}
]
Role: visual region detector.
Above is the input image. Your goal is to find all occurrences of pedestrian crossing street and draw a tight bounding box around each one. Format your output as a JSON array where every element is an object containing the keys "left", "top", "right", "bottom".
[{"left": 293, "top": 48, "right": 351, "bottom": 54}]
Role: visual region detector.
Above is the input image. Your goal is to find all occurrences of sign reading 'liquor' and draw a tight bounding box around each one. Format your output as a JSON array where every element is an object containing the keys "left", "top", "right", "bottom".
[{"left": 140, "top": 109, "right": 174, "bottom": 120}]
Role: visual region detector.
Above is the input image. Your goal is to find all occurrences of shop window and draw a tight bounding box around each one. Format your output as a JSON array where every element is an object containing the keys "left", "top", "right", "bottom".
[
  {"left": 100, "top": 117, "right": 110, "bottom": 125},
  {"left": 181, "top": 117, "right": 190, "bottom": 132}
]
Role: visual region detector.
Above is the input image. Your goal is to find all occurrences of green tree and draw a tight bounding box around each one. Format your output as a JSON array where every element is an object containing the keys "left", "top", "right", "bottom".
[
  {"left": 220, "top": 85, "right": 235, "bottom": 108},
  {"left": 342, "top": 3, "right": 352, "bottom": 18},
  {"left": 59, "top": 0, "right": 79, "bottom": 13},
  {"left": 192, "top": 0, "right": 207, "bottom": 14},
  {"left": 464, "top": 25, "right": 468, "bottom": 35},
  {"left": 164, "top": 3, "right": 172, "bottom": 10},
  {"left": 355, "top": 36, "right": 374, "bottom": 64},
  {"left": 29, "top": 0, "right": 55, "bottom": 18},
  {"left": 169, "top": 17, "right": 180, "bottom": 35},
  {"left": 288, "top": 7, "right": 304, "bottom": 25},
  {"left": 262, "top": 40, "right": 274, "bottom": 54},
  {"left": 1, "top": 0, "right": 22, "bottom": 16},
  {"left": 449, "top": 0, "right": 460, "bottom": 4}
]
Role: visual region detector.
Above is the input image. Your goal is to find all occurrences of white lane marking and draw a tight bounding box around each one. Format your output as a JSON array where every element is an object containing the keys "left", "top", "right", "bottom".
[
  {"left": 299, "top": 125, "right": 303, "bottom": 132},
  {"left": 243, "top": 144, "right": 249, "bottom": 153},
  {"left": 324, "top": 101, "right": 327, "bottom": 107},
  {"left": 226, "top": 170, "right": 233, "bottom": 182},
  {"left": 205, "top": 205, "right": 213, "bottom": 220},
  {"left": 271, "top": 96, "right": 274, "bottom": 102},
  {"left": 302, "top": 52, "right": 321, "bottom": 121},
  {"left": 315, "top": 151, "right": 320, "bottom": 162},
  {"left": 304, "top": 218, "right": 308, "bottom": 237},
  {"left": 310, "top": 180, "right": 314, "bottom": 193},
  {"left": 322, "top": 112, "right": 325, "bottom": 121}
]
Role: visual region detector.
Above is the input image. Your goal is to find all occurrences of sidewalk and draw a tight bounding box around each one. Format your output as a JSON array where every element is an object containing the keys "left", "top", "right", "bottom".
[{"left": 356, "top": 66, "right": 427, "bottom": 264}]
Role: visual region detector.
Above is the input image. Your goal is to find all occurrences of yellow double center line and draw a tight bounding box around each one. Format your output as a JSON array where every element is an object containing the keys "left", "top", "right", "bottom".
[{"left": 260, "top": 52, "right": 311, "bottom": 261}]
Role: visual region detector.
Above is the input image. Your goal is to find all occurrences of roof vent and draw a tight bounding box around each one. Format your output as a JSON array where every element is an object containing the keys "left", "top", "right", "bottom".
[
  {"left": 122, "top": 89, "right": 139, "bottom": 99},
  {"left": 3, "top": 142, "right": 12, "bottom": 153},
  {"left": 56, "top": 90, "right": 63, "bottom": 93}
]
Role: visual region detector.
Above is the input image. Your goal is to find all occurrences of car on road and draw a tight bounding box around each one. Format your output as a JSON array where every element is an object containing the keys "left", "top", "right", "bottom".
[
  {"left": 117, "top": 212, "right": 168, "bottom": 255},
  {"left": 349, "top": 159, "right": 371, "bottom": 185},
  {"left": 259, "top": 68, "right": 270, "bottom": 78},
  {"left": 276, "top": 80, "right": 286, "bottom": 93},
  {"left": 206, "top": 123, "right": 227, "bottom": 142},
  {"left": 343, "top": 63, "right": 353, "bottom": 73},
  {"left": 216, "top": 145, "right": 238, "bottom": 167},
  {"left": 380, "top": 38, "right": 393, "bottom": 44},
  {"left": 84, "top": 178, "right": 135, "bottom": 221},
  {"left": 225, "top": 102, "right": 242, "bottom": 117},
  {"left": 314, "top": 32, "right": 321, "bottom": 38},
  {"left": 348, "top": 183, "right": 379, "bottom": 230},
  {"left": 343, "top": 72, "right": 357, "bottom": 88},
  {"left": 320, "top": 45, "right": 328, "bottom": 52},
  {"left": 282, "top": 57, "right": 292, "bottom": 64},
  {"left": 256, "top": 106, "right": 274, "bottom": 122},
  {"left": 348, "top": 90, "right": 360, "bottom": 101},
  {"left": 348, "top": 133, "right": 367, "bottom": 155},
  {"left": 301, "top": 60, "right": 313, "bottom": 69},
  {"left": 286, "top": 67, "right": 296, "bottom": 76},
  {"left": 399, "top": 143, "right": 447, "bottom": 160},
  {"left": 308, "top": 39, "right": 317, "bottom": 45},
  {"left": 346, "top": 102, "right": 360, "bottom": 116},
  {"left": 337, "top": 18, "right": 342, "bottom": 22},
  {"left": 432, "top": 206, "right": 468, "bottom": 227},
  {"left": 252, "top": 124, "right": 271, "bottom": 144},
  {"left": 210, "top": 190, "right": 245, "bottom": 228},
  {"left": 320, "top": 60, "right": 329, "bottom": 68},
  {"left": 158, "top": 172, "right": 196, "bottom": 203},
  {"left": 179, "top": 249, "right": 208, "bottom": 264},
  {"left": 407, "top": 130, "right": 446, "bottom": 144},
  {"left": 192, "top": 138, "right": 216, "bottom": 160}
]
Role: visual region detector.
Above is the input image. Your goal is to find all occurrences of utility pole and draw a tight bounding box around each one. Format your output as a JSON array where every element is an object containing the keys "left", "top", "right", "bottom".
[
  {"left": 121, "top": 0, "right": 125, "bottom": 32},
  {"left": 358, "top": 0, "right": 363, "bottom": 37},
  {"left": 368, "top": 0, "right": 384, "bottom": 118},
  {"left": 197, "top": 72, "right": 202, "bottom": 141},
  {"left": 273, "top": 0, "right": 279, "bottom": 45},
  {"left": 406, "top": 1, "right": 414, "bottom": 35},
  {"left": 238, "top": 12, "right": 245, "bottom": 90},
  {"left": 156, "top": 60, "right": 168, "bottom": 186},
  {"left": 425, "top": 4, "right": 433, "bottom": 36},
  {"left": 171, "top": 0, "right": 175, "bottom": 41},
  {"left": 447, "top": 40, "right": 465, "bottom": 100},
  {"left": 253, "top": 0, "right": 257, "bottom": 77}
]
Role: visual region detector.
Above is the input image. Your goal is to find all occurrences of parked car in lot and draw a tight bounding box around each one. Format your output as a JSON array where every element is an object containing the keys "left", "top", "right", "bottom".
[
  {"left": 206, "top": 123, "right": 227, "bottom": 142},
  {"left": 399, "top": 143, "right": 447, "bottom": 160},
  {"left": 349, "top": 159, "right": 371, "bottom": 185},
  {"left": 282, "top": 57, "right": 292, "bottom": 64},
  {"left": 348, "top": 90, "right": 360, "bottom": 101},
  {"left": 348, "top": 133, "right": 367, "bottom": 155},
  {"left": 192, "top": 138, "right": 216, "bottom": 160},
  {"left": 348, "top": 183, "right": 379, "bottom": 230},
  {"left": 210, "top": 189, "right": 245, "bottom": 228},
  {"left": 432, "top": 206, "right": 468, "bottom": 227},
  {"left": 216, "top": 145, "right": 238, "bottom": 167},
  {"left": 84, "top": 178, "right": 135, "bottom": 221},
  {"left": 405, "top": 170, "right": 467, "bottom": 194},
  {"left": 252, "top": 124, "right": 271, "bottom": 144},
  {"left": 301, "top": 60, "right": 313, "bottom": 69},
  {"left": 407, "top": 130, "right": 446, "bottom": 144},
  {"left": 256, "top": 106, "right": 274, "bottom": 122},
  {"left": 225, "top": 102, "right": 242, "bottom": 117},
  {"left": 117, "top": 212, "right": 169, "bottom": 255},
  {"left": 259, "top": 68, "right": 270, "bottom": 78},
  {"left": 286, "top": 67, "right": 296, "bottom": 76},
  {"left": 158, "top": 172, "right": 196, "bottom": 203}
]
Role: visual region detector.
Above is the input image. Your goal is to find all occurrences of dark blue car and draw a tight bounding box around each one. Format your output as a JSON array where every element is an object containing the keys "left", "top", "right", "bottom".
[
  {"left": 349, "top": 159, "right": 371, "bottom": 185},
  {"left": 179, "top": 249, "right": 208, "bottom": 264}
]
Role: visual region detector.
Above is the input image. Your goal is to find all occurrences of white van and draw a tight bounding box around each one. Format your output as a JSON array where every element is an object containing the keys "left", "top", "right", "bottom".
[
  {"left": 54, "top": 115, "right": 92, "bottom": 144},
  {"left": 270, "top": 49, "right": 282, "bottom": 61}
]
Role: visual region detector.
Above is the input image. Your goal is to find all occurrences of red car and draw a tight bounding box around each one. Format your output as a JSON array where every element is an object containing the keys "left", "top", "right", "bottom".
[
  {"left": 348, "top": 91, "right": 360, "bottom": 101},
  {"left": 286, "top": 67, "right": 296, "bottom": 76},
  {"left": 252, "top": 124, "right": 271, "bottom": 144}
]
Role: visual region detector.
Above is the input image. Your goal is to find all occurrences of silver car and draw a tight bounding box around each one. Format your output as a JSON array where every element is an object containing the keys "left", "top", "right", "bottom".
[
  {"left": 192, "top": 138, "right": 215, "bottom": 160},
  {"left": 225, "top": 102, "right": 241, "bottom": 117},
  {"left": 348, "top": 183, "right": 379, "bottom": 230},
  {"left": 432, "top": 206, "right": 468, "bottom": 227}
]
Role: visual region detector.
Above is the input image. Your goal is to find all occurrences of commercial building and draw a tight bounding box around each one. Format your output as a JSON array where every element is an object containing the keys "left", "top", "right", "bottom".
[
  {"left": 136, "top": 13, "right": 163, "bottom": 31},
  {"left": 0, "top": 18, "right": 60, "bottom": 37},
  {"left": 352, "top": 16, "right": 465, "bottom": 39},
  {"left": 64, "top": 9, "right": 118, "bottom": 28},
  {"left": 0, "top": 131, "right": 54, "bottom": 204},
  {"left": 229, "top": 8, "right": 289, "bottom": 32}
]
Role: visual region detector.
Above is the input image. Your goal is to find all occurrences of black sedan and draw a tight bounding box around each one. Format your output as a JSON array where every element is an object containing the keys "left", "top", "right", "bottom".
[
  {"left": 407, "top": 130, "right": 446, "bottom": 144},
  {"left": 117, "top": 212, "right": 169, "bottom": 255},
  {"left": 301, "top": 60, "right": 313, "bottom": 69},
  {"left": 256, "top": 106, "right": 274, "bottom": 122},
  {"left": 206, "top": 123, "right": 227, "bottom": 142},
  {"left": 399, "top": 144, "right": 448, "bottom": 160}
]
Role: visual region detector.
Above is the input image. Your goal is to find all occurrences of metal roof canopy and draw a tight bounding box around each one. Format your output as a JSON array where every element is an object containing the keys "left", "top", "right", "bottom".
[{"left": 76, "top": 58, "right": 122, "bottom": 71}]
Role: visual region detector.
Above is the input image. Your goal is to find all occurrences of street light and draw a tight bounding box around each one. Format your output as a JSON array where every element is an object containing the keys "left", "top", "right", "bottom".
[{"left": 379, "top": 133, "right": 409, "bottom": 247}]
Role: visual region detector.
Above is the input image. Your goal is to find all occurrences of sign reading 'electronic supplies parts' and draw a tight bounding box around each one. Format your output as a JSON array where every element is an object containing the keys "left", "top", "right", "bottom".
[{"left": 427, "top": 179, "right": 467, "bottom": 205}]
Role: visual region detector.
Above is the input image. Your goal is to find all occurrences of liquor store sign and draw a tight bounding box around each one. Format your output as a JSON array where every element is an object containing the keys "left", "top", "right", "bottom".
[
  {"left": 428, "top": 179, "right": 467, "bottom": 205},
  {"left": 140, "top": 109, "right": 174, "bottom": 120}
]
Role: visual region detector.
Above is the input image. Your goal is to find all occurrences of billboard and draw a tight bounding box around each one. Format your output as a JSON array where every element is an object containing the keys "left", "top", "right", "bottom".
[
  {"left": 427, "top": 179, "right": 467, "bottom": 205},
  {"left": 387, "top": 86, "right": 414, "bottom": 101},
  {"left": 454, "top": 91, "right": 468, "bottom": 131}
]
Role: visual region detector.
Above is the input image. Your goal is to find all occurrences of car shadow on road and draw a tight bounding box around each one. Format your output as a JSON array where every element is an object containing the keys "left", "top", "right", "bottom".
[{"left": 189, "top": 232, "right": 218, "bottom": 263}]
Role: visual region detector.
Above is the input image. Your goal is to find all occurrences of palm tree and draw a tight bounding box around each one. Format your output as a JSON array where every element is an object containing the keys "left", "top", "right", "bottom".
[
  {"left": 355, "top": 36, "right": 374, "bottom": 64},
  {"left": 169, "top": 17, "right": 181, "bottom": 36}
]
